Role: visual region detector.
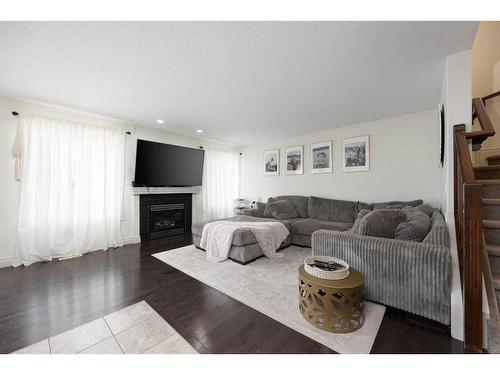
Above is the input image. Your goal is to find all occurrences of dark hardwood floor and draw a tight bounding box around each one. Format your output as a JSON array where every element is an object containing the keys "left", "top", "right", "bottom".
[{"left": 0, "top": 235, "right": 464, "bottom": 354}]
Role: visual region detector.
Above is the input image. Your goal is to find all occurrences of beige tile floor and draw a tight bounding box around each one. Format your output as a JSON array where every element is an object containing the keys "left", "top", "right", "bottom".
[{"left": 13, "top": 301, "right": 198, "bottom": 354}]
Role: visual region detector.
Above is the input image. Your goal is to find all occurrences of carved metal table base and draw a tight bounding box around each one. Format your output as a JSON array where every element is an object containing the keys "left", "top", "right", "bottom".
[{"left": 298, "top": 265, "right": 365, "bottom": 333}]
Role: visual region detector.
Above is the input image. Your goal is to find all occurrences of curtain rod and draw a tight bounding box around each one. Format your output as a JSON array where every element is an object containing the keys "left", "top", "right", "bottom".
[{"left": 11, "top": 111, "right": 132, "bottom": 135}]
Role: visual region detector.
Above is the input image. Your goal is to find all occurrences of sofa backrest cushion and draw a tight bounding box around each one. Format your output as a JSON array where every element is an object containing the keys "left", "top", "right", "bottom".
[
  {"left": 262, "top": 199, "right": 275, "bottom": 218},
  {"left": 308, "top": 196, "right": 357, "bottom": 223},
  {"left": 356, "top": 201, "right": 373, "bottom": 213},
  {"left": 372, "top": 199, "right": 423, "bottom": 210},
  {"left": 355, "top": 209, "right": 407, "bottom": 239},
  {"left": 265, "top": 199, "right": 299, "bottom": 220},
  {"left": 273, "top": 195, "right": 309, "bottom": 218},
  {"left": 394, "top": 206, "right": 432, "bottom": 242}
]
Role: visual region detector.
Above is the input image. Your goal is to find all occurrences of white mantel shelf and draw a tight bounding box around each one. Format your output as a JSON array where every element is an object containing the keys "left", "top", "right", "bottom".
[{"left": 132, "top": 186, "right": 201, "bottom": 195}]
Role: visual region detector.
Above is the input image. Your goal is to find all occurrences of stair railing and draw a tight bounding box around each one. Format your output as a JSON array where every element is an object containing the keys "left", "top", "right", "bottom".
[{"left": 453, "top": 91, "right": 498, "bottom": 353}]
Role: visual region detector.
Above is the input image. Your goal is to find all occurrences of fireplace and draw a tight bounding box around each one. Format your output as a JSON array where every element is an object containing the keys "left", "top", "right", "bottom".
[{"left": 139, "top": 194, "right": 192, "bottom": 241}]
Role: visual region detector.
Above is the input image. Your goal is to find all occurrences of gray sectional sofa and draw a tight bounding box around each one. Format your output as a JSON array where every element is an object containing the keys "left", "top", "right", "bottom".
[
  {"left": 191, "top": 194, "right": 452, "bottom": 324},
  {"left": 192, "top": 195, "right": 424, "bottom": 262}
]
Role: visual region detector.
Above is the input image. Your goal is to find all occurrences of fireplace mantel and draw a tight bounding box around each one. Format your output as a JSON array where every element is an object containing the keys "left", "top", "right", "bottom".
[{"left": 132, "top": 186, "right": 201, "bottom": 195}]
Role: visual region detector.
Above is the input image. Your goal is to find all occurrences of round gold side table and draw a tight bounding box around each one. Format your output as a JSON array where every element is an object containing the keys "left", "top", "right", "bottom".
[{"left": 298, "top": 265, "right": 365, "bottom": 333}]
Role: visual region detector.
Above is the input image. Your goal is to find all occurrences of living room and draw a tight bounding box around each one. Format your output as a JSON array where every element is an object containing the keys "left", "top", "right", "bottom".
[{"left": 1, "top": 1, "right": 500, "bottom": 373}]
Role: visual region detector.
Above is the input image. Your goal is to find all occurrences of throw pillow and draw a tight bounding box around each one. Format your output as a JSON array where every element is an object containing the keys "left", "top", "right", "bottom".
[
  {"left": 394, "top": 206, "right": 432, "bottom": 242},
  {"left": 255, "top": 202, "right": 267, "bottom": 217},
  {"left": 415, "top": 204, "right": 434, "bottom": 217},
  {"left": 263, "top": 197, "right": 277, "bottom": 218},
  {"left": 351, "top": 209, "right": 371, "bottom": 233},
  {"left": 356, "top": 209, "right": 407, "bottom": 239},
  {"left": 266, "top": 200, "right": 299, "bottom": 220}
]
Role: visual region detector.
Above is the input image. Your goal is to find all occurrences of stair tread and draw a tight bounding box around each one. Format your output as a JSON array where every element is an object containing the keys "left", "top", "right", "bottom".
[
  {"left": 478, "top": 179, "right": 500, "bottom": 185},
  {"left": 486, "top": 155, "right": 500, "bottom": 161},
  {"left": 486, "top": 244, "right": 500, "bottom": 257},
  {"left": 474, "top": 165, "right": 500, "bottom": 171},
  {"left": 482, "top": 198, "right": 500, "bottom": 205},
  {"left": 494, "top": 274, "right": 500, "bottom": 290},
  {"left": 483, "top": 220, "right": 500, "bottom": 229}
]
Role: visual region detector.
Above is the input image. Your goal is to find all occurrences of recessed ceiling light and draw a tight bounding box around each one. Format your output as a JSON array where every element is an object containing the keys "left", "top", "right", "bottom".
[
  {"left": 156, "top": 119, "right": 164, "bottom": 124},
  {"left": 196, "top": 129, "right": 203, "bottom": 133}
]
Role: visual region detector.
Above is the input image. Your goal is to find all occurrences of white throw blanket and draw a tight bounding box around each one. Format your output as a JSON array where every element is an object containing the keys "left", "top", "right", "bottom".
[{"left": 200, "top": 221, "right": 290, "bottom": 262}]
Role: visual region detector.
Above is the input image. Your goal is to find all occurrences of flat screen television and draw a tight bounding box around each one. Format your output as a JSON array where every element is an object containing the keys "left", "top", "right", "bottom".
[{"left": 134, "top": 139, "right": 205, "bottom": 187}]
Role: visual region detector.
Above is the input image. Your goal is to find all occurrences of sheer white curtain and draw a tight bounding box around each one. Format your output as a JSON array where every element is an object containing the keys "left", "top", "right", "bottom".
[
  {"left": 12, "top": 115, "right": 125, "bottom": 266},
  {"left": 200, "top": 148, "right": 240, "bottom": 221}
]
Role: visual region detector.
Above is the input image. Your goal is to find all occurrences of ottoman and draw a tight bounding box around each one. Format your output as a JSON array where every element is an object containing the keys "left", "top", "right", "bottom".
[{"left": 191, "top": 215, "right": 294, "bottom": 264}]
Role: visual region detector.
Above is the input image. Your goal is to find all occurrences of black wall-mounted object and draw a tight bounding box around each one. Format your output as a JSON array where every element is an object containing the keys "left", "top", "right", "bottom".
[
  {"left": 440, "top": 105, "right": 445, "bottom": 167},
  {"left": 134, "top": 139, "right": 205, "bottom": 187}
]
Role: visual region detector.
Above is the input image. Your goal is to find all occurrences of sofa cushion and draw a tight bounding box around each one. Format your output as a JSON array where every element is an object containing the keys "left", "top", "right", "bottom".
[
  {"left": 395, "top": 206, "right": 432, "bottom": 242},
  {"left": 356, "top": 201, "right": 373, "bottom": 213},
  {"left": 254, "top": 202, "right": 267, "bottom": 217},
  {"left": 372, "top": 199, "right": 423, "bottom": 210},
  {"left": 374, "top": 204, "right": 404, "bottom": 210},
  {"left": 274, "top": 195, "right": 309, "bottom": 218},
  {"left": 263, "top": 198, "right": 276, "bottom": 218},
  {"left": 356, "top": 209, "right": 407, "bottom": 239},
  {"left": 266, "top": 199, "right": 299, "bottom": 220},
  {"left": 307, "top": 196, "right": 357, "bottom": 223},
  {"left": 239, "top": 208, "right": 255, "bottom": 216},
  {"left": 416, "top": 204, "right": 434, "bottom": 217},
  {"left": 291, "top": 218, "right": 353, "bottom": 236},
  {"left": 351, "top": 209, "right": 371, "bottom": 233},
  {"left": 291, "top": 233, "right": 312, "bottom": 247}
]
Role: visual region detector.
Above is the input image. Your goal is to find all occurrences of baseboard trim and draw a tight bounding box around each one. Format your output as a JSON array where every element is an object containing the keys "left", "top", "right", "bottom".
[
  {"left": 0, "top": 258, "right": 12, "bottom": 269},
  {"left": 122, "top": 236, "right": 141, "bottom": 245}
]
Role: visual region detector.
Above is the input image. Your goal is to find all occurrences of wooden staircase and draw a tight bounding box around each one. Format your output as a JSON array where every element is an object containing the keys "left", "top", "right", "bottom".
[
  {"left": 454, "top": 90, "right": 500, "bottom": 353},
  {"left": 476, "top": 164, "right": 500, "bottom": 316}
]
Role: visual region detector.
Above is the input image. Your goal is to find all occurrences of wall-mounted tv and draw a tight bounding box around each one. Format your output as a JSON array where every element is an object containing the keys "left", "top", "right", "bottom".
[{"left": 134, "top": 139, "right": 205, "bottom": 187}]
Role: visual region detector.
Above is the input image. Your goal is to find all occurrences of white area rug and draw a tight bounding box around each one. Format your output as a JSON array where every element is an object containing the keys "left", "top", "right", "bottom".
[{"left": 153, "top": 245, "right": 386, "bottom": 354}]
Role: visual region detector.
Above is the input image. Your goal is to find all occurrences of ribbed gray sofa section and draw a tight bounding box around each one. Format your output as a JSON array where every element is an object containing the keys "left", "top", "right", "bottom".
[{"left": 311, "top": 213, "right": 451, "bottom": 324}]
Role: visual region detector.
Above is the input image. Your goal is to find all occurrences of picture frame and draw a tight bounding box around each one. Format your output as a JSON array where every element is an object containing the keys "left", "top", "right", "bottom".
[
  {"left": 310, "top": 141, "right": 333, "bottom": 174},
  {"left": 263, "top": 149, "right": 280, "bottom": 176},
  {"left": 285, "top": 145, "right": 304, "bottom": 175},
  {"left": 342, "top": 136, "right": 370, "bottom": 172}
]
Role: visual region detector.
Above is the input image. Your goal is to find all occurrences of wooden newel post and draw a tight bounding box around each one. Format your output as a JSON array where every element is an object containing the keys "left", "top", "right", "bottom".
[{"left": 462, "top": 182, "right": 483, "bottom": 353}]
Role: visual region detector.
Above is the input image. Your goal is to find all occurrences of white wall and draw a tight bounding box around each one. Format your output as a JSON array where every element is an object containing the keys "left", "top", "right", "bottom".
[
  {"left": 240, "top": 109, "right": 441, "bottom": 207},
  {"left": 471, "top": 22, "right": 500, "bottom": 151},
  {"left": 441, "top": 51, "right": 473, "bottom": 217},
  {"left": 439, "top": 50, "right": 473, "bottom": 342},
  {"left": 0, "top": 95, "right": 237, "bottom": 267}
]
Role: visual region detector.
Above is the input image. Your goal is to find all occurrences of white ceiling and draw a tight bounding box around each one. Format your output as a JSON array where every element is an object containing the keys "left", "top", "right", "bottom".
[{"left": 0, "top": 22, "right": 478, "bottom": 145}]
